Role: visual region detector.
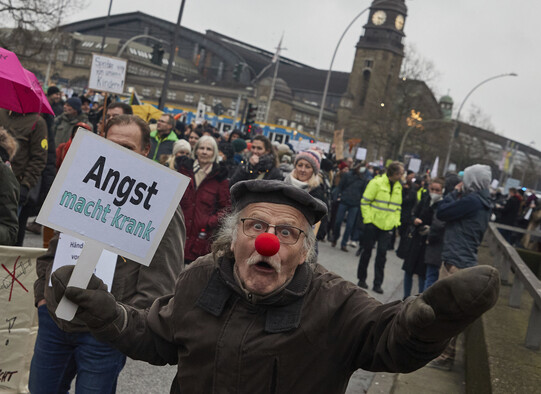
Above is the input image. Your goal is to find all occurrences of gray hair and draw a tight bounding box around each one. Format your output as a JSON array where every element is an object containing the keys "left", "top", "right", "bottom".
[
  {"left": 192, "top": 135, "right": 219, "bottom": 163},
  {"left": 212, "top": 208, "right": 317, "bottom": 265}
]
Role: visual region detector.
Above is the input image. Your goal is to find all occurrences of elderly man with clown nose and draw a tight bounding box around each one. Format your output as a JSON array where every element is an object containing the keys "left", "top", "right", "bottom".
[{"left": 50, "top": 179, "right": 500, "bottom": 394}]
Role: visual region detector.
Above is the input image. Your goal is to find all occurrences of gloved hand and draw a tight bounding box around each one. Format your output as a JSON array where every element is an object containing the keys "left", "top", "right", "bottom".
[
  {"left": 404, "top": 265, "right": 500, "bottom": 342},
  {"left": 418, "top": 225, "right": 430, "bottom": 236},
  {"left": 51, "top": 265, "right": 127, "bottom": 340}
]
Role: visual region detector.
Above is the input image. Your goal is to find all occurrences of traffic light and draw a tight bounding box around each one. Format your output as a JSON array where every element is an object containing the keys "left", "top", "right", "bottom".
[
  {"left": 151, "top": 44, "right": 164, "bottom": 66},
  {"left": 245, "top": 103, "right": 257, "bottom": 132},
  {"left": 233, "top": 63, "right": 244, "bottom": 81}
]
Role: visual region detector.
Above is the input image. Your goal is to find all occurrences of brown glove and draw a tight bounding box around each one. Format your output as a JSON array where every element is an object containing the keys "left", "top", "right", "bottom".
[
  {"left": 405, "top": 265, "right": 500, "bottom": 341},
  {"left": 51, "top": 265, "right": 127, "bottom": 340}
]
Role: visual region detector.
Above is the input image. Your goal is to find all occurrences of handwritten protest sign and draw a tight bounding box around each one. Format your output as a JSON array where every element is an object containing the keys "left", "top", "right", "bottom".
[
  {"left": 37, "top": 129, "right": 189, "bottom": 320},
  {"left": 0, "top": 246, "right": 46, "bottom": 393},
  {"left": 49, "top": 233, "right": 117, "bottom": 291},
  {"left": 88, "top": 54, "right": 127, "bottom": 95}
]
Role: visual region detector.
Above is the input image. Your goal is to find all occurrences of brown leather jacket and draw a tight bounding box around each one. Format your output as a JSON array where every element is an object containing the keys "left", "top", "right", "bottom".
[
  {"left": 35, "top": 205, "right": 186, "bottom": 332},
  {"left": 106, "top": 254, "right": 448, "bottom": 394}
]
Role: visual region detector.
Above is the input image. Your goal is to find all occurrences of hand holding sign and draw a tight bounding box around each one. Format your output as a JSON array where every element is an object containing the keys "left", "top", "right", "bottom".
[{"left": 37, "top": 129, "right": 189, "bottom": 320}]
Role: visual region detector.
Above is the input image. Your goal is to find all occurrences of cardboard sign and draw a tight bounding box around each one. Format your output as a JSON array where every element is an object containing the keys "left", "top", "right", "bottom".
[
  {"left": 37, "top": 130, "right": 189, "bottom": 320},
  {"left": 333, "top": 129, "right": 344, "bottom": 160},
  {"left": 88, "top": 54, "right": 127, "bottom": 94},
  {"left": 0, "top": 246, "right": 46, "bottom": 393},
  {"left": 49, "top": 233, "right": 117, "bottom": 291}
]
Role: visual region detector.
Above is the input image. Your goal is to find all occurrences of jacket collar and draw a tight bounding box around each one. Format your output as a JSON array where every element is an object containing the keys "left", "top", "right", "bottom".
[{"left": 196, "top": 255, "right": 313, "bottom": 333}]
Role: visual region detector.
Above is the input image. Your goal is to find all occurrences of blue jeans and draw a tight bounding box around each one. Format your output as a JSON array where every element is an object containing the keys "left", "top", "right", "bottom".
[
  {"left": 403, "top": 272, "right": 425, "bottom": 298},
  {"left": 334, "top": 203, "right": 359, "bottom": 248},
  {"left": 29, "top": 305, "right": 126, "bottom": 394},
  {"left": 424, "top": 264, "right": 440, "bottom": 289}
]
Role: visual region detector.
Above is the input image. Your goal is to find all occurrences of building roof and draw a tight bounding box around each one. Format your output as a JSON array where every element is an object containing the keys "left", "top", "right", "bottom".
[{"left": 60, "top": 11, "right": 350, "bottom": 96}]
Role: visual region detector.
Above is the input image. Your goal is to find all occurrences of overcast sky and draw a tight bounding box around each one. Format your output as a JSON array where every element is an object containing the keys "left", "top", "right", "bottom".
[{"left": 65, "top": 0, "right": 539, "bottom": 148}]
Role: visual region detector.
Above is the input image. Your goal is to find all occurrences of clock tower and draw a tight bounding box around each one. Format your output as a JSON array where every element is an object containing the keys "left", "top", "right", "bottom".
[{"left": 337, "top": 0, "right": 408, "bottom": 159}]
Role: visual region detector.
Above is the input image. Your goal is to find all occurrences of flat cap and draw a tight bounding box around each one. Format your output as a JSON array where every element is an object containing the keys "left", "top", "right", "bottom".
[{"left": 230, "top": 180, "right": 328, "bottom": 225}]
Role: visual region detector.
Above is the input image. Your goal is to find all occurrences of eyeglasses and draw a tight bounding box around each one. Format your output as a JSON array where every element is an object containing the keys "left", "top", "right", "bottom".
[{"left": 240, "top": 218, "right": 305, "bottom": 245}]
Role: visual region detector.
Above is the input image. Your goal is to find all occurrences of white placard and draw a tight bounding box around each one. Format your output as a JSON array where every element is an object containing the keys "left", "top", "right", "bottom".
[
  {"left": 408, "top": 158, "right": 422, "bottom": 173},
  {"left": 490, "top": 179, "right": 499, "bottom": 189},
  {"left": 195, "top": 101, "right": 206, "bottom": 124},
  {"left": 355, "top": 147, "right": 367, "bottom": 161},
  {"left": 49, "top": 233, "right": 117, "bottom": 291},
  {"left": 88, "top": 54, "right": 127, "bottom": 94},
  {"left": 37, "top": 129, "right": 189, "bottom": 265},
  {"left": 37, "top": 129, "right": 189, "bottom": 320}
]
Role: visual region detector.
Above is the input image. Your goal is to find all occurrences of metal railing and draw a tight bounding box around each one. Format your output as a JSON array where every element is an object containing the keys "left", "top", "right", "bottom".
[{"left": 485, "top": 222, "right": 541, "bottom": 350}]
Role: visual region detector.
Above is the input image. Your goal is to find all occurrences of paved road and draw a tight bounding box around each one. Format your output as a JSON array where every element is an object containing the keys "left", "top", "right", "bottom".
[{"left": 24, "top": 225, "right": 415, "bottom": 393}]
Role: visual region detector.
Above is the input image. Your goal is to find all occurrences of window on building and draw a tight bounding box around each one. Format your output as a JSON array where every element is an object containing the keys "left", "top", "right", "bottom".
[
  {"left": 141, "top": 88, "right": 151, "bottom": 96},
  {"left": 359, "top": 70, "right": 371, "bottom": 107},
  {"left": 294, "top": 113, "right": 302, "bottom": 122},
  {"left": 185, "top": 93, "right": 194, "bottom": 103},
  {"left": 155, "top": 90, "right": 161, "bottom": 98},
  {"left": 256, "top": 101, "right": 267, "bottom": 121},
  {"left": 303, "top": 115, "right": 310, "bottom": 125},
  {"left": 167, "top": 91, "right": 177, "bottom": 100},
  {"left": 74, "top": 55, "right": 86, "bottom": 66},
  {"left": 56, "top": 50, "right": 69, "bottom": 62},
  {"left": 364, "top": 59, "right": 374, "bottom": 69},
  {"left": 212, "top": 98, "right": 222, "bottom": 106}
]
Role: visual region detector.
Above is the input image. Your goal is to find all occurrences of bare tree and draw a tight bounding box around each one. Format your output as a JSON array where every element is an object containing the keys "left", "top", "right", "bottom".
[
  {"left": 399, "top": 43, "right": 441, "bottom": 94},
  {"left": 0, "top": 0, "right": 83, "bottom": 30},
  {"left": 466, "top": 104, "right": 495, "bottom": 132}
]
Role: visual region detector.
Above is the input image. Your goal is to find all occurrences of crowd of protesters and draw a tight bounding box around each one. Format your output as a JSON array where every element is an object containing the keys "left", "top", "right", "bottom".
[{"left": 0, "top": 84, "right": 535, "bottom": 389}]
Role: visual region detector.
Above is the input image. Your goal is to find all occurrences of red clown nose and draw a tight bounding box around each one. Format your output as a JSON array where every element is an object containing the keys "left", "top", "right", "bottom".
[{"left": 254, "top": 233, "right": 280, "bottom": 256}]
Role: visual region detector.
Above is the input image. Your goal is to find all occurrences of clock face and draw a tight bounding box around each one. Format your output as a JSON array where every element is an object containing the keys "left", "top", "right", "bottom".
[
  {"left": 372, "top": 10, "right": 387, "bottom": 26},
  {"left": 395, "top": 14, "right": 405, "bottom": 30}
]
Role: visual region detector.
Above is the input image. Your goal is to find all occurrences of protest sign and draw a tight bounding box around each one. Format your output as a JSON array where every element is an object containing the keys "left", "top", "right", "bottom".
[
  {"left": 408, "top": 158, "right": 422, "bottom": 173},
  {"left": 0, "top": 246, "right": 46, "bottom": 393},
  {"left": 334, "top": 129, "right": 344, "bottom": 160},
  {"left": 49, "top": 233, "right": 117, "bottom": 291},
  {"left": 37, "top": 129, "right": 190, "bottom": 320},
  {"left": 88, "top": 54, "right": 127, "bottom": 95},
  {"left": 355, "top": 147, "right": 367, "bottom": 161}
]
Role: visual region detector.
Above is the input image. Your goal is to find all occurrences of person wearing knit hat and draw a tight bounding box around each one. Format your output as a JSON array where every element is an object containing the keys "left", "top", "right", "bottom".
[
  {"left": 53, "top": 96, "right": 89, "bottom": 146},
  {"left": 65, "top": 97, "right": 82, "bottom": 115},
  {"left": 47, "top": 86, "right": 60, "bottom": 97},
  {"left": 231, "top": 138, "right": 247, "bottom": 164},
  {"left": 231, "top": 138, "right": 247, "bottom": 153},
  {"left": 294, "top": 150, "right": 321, "bottom": 176},
  {"left": 285, "top": 149, "right": 328, "bottom": 229},
  {"left": 46, "top": 86, "right": 63, "bottom": 116},
  {"left": 173, "top": 139, "right": 191, "bottom": 157}
]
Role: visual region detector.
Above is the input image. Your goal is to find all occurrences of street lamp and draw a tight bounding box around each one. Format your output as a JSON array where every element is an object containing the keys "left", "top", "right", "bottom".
[
  {"left": 442, "top": 72, "right": 518, "bottom": 173},
  {"left": 159, "top": 0, "right": 187, "bottom": 110},
  {"left": 315, "top": 0, "right": 387, "bottom": 139}
]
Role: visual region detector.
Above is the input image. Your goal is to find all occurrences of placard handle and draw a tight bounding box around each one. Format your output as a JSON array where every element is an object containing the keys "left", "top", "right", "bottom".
[{"left": 55, "top": 240, "right": 103, "bottom": 321}]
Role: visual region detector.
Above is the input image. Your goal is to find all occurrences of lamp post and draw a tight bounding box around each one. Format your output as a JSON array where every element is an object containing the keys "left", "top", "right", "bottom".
[
  {"left": 397, "top": 118, "right": 452, "bottom": 158},
  {"left": 315, "top": 0, "right": 387, "bottom": 139},
  {"left": 442, "top": 72, "right": 518, "bottom": 174},
  {"left": 159, "top": 0, "right": 187, "bottom": 110}
]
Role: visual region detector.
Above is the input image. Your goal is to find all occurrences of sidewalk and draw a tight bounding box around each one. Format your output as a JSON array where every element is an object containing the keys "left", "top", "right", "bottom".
[{"left": 367, "top": 334, "right": 466, "bottom": 394}]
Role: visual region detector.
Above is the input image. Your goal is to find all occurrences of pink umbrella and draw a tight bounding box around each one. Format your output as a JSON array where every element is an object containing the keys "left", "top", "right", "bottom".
[
  {"left": 24, "top": 69, "right": 54, "bottom": 115},
  {"left": 0, "top": 47, "right": 55, "bottom": 115}
]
